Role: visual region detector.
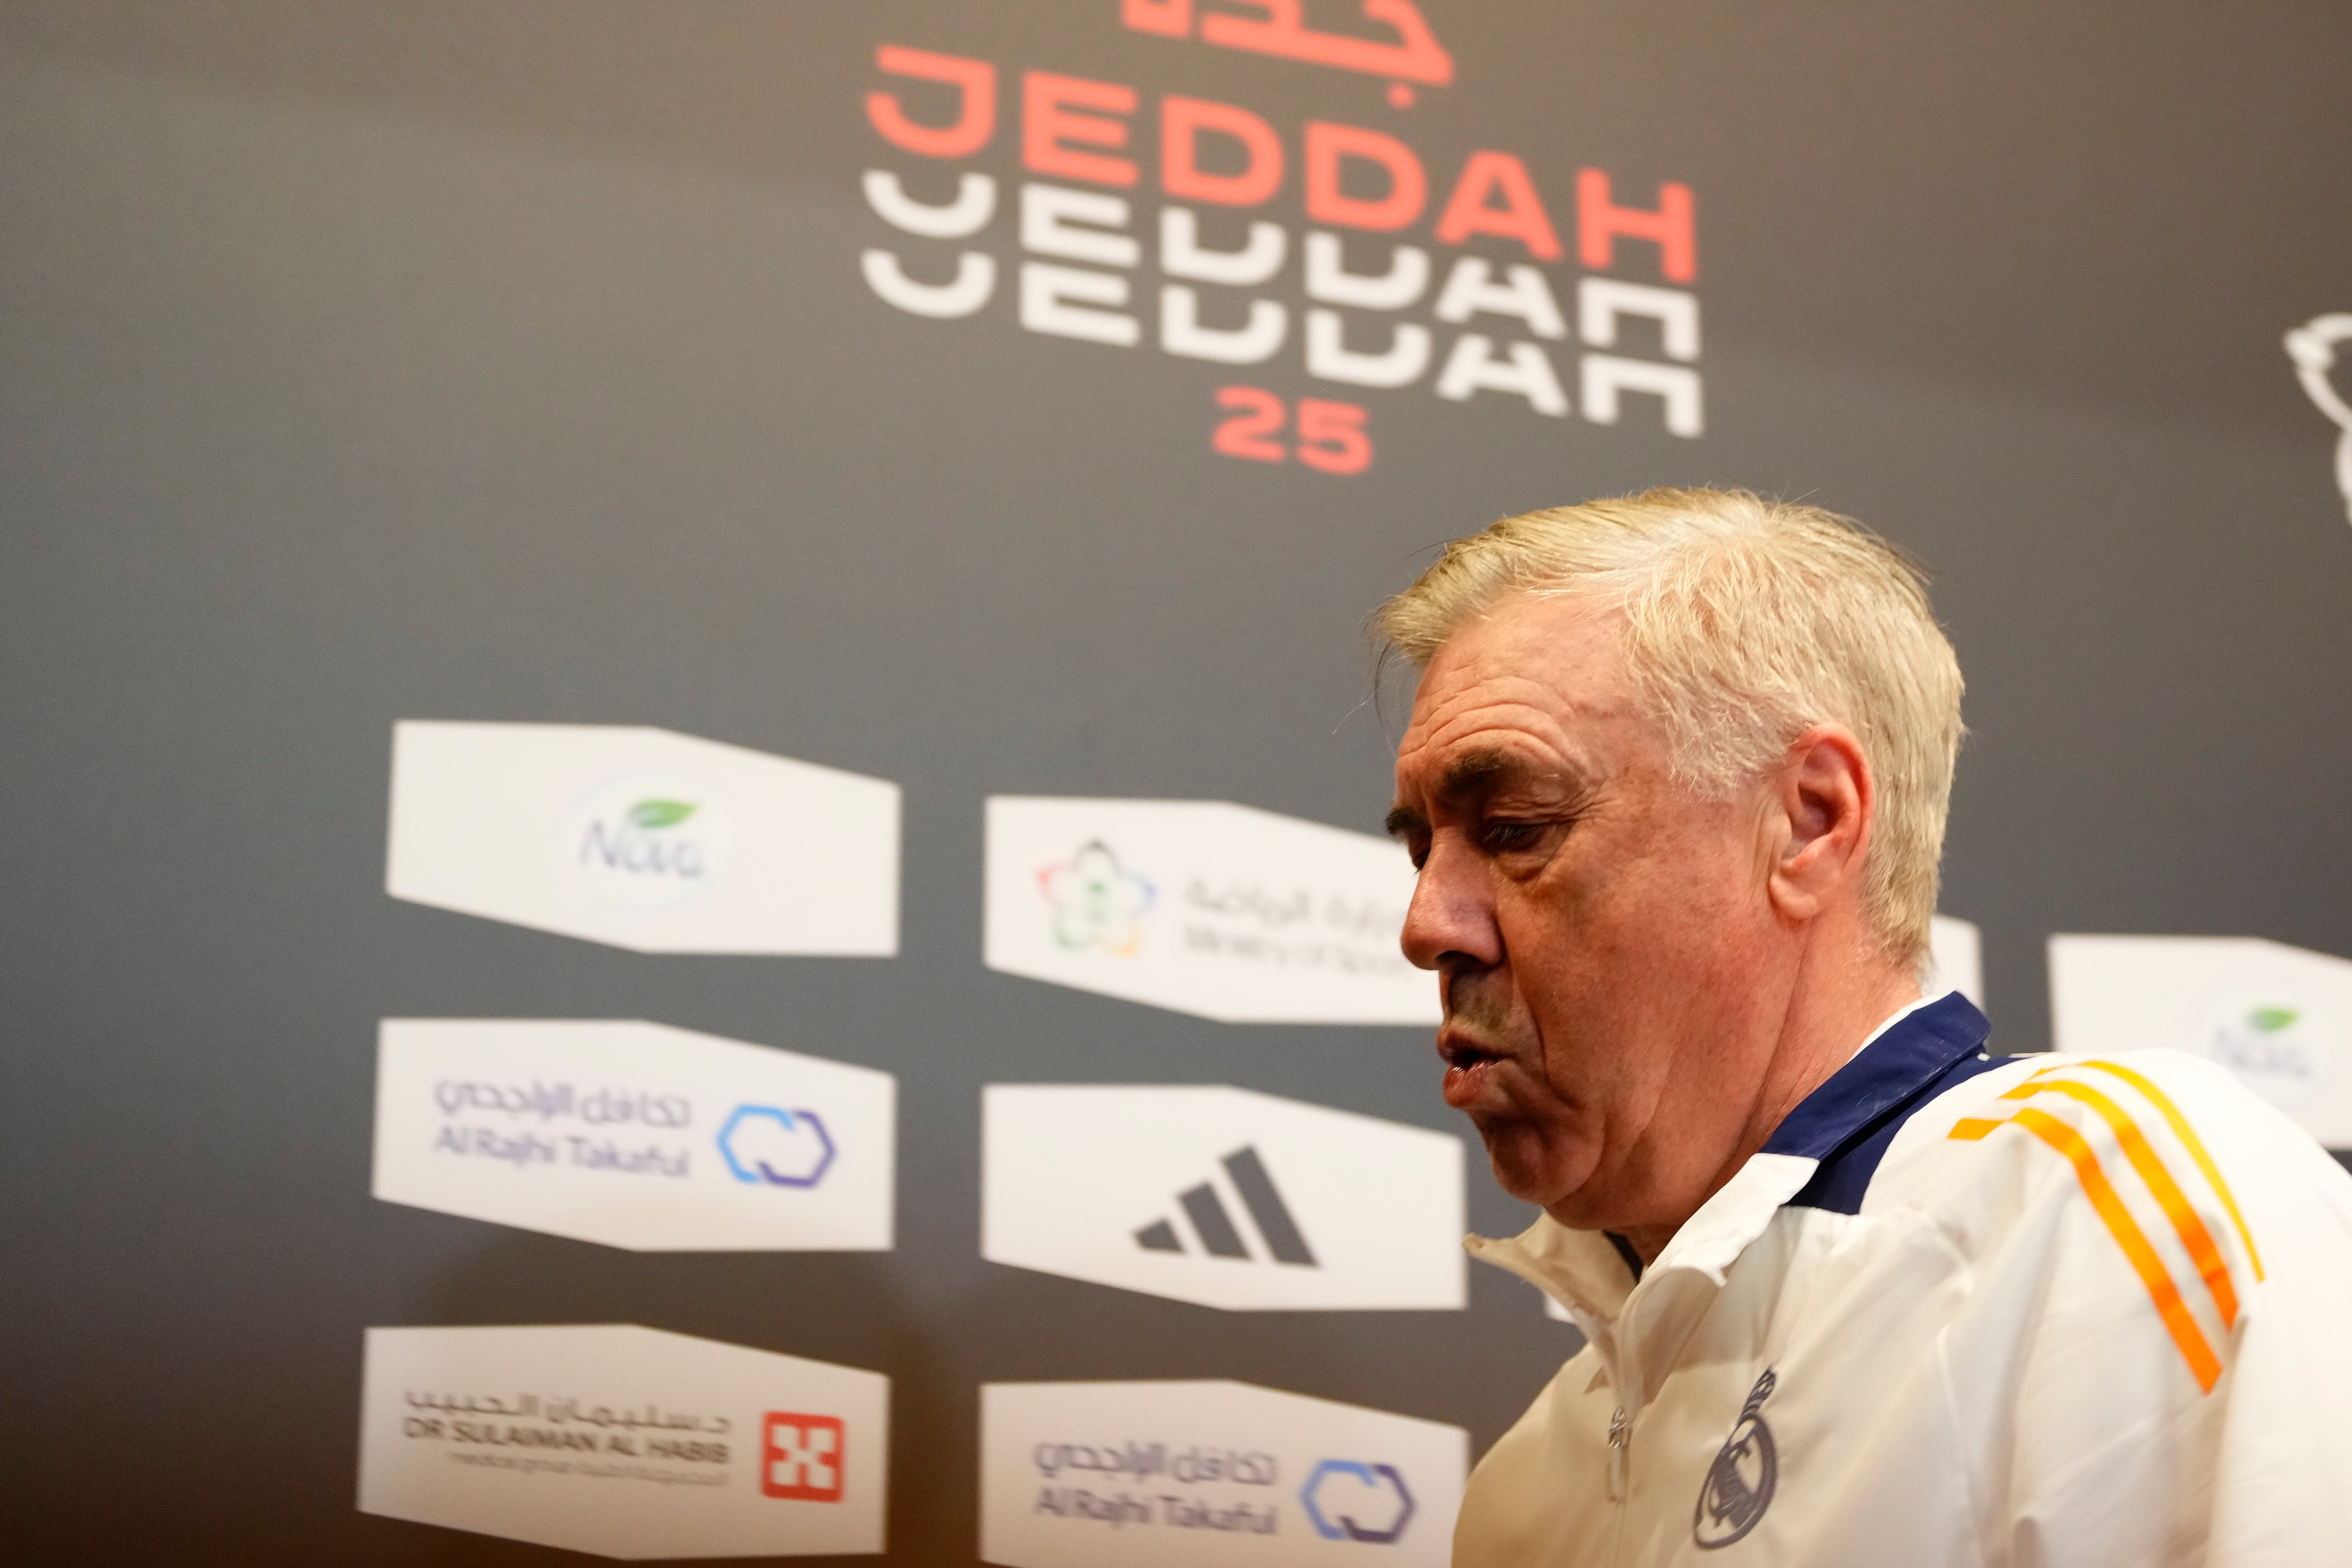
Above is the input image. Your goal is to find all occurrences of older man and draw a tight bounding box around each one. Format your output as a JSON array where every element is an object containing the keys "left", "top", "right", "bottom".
[{"left": 1380, "top": 489, "right": 2352, "bottom": 1565}]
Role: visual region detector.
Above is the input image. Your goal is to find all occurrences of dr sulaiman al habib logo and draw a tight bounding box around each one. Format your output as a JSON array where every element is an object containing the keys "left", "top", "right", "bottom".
[{"left": 358, "top": 1325, "right": 888, "bottom": 1558}]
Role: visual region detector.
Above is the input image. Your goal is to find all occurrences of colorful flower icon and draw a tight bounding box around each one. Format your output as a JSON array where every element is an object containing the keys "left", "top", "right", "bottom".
[{"left": 1038, "top": 840, "right": 1156, "bottom": 955}]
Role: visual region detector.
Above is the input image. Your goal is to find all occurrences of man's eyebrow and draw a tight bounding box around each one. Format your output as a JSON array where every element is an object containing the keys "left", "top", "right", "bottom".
[
  {"left": 1386, "top": 748, "right": 1558, "bottom": 839},
  {"left": 1433, "top": 748, "right": 1528, "bottom": 809}
]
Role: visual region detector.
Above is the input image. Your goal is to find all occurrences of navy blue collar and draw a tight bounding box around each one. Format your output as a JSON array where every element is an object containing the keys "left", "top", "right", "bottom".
[{"left": 1763, "top": 992, "right": 1994, "bottom": 1162}]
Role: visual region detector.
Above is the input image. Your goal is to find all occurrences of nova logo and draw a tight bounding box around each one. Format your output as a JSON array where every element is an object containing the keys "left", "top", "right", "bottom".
[
  {"left": 984, "top": 1085, "right": 1463, "bottom": 1310},
  {"left": 386, "top": 722, "right": 900, "bottom": 955},
  {"left": 717, "top": 1106, "right": 836, "bottom": 1188},
  {"left": 1038, "top": 839, "right": 1154, "bottom": 955},
  {"left": 762, "top": 1411, "right": 847, "bottom": 1502},
  {"left": 2213, "top": 1005, "right": 2313, "bottom": 1083},
  {"left": 1301, "top": 1459, "right": 1416, "bottom": 1544},
  {"left": 1133, "top": 1144, "right": 1317, "bottom": 1266},
  {"left": 568, "top": 775, "right": 725, "bottom": 907},
  {"left": 2050, "top": 935, "right": 2352, "bottom": 1147}
]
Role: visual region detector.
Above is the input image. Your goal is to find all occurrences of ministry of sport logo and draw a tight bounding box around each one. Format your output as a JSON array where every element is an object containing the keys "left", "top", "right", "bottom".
[
  {"left": 1301, "top": 1458, "right": 1415, "bottom": 1543},
  {"left": 1038, "top": 840, "right": 1156, "bottom": 955},
  {"left": 566, "top": 774, "right": 728, "bottom": 906}
]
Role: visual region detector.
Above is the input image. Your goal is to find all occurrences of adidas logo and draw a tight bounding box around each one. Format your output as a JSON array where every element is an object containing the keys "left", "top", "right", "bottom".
[{"left": 1132, "top": 1145, "right": 1318, "bottom": 1267}]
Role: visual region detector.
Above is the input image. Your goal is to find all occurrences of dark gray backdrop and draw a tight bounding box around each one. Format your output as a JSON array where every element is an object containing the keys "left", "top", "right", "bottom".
[{"left": 5, "top": 2, "right": 2349, "bottom": 1562}]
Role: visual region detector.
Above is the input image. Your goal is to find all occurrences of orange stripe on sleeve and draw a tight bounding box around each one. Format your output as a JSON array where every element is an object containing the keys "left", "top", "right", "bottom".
[
  {"left": 1947, "top": 1105, "right": 2224, "bottom": 1393},
  {"left": 2010, "top": 1106, "right": 2223, "bottom": 1393},
  {"left": 2077, "top": 1059, "right": 2265, "bottom": 1281},
  {"left": 2002, "top": 1079, "right": 2239, "bottom": 1327}
]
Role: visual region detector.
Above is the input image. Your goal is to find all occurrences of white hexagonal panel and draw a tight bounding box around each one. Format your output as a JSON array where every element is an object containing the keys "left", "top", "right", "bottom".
[
  {"left": 980, "top": 1379, "right": 1465, "bottom": 1567},
  {"left": 387, "top": 721, "right": 898, "bottom": 954},
  {"left": 983, "top": 1085, "right": 1464, "bottom": 1311},
  {"left": 2050, "top": 934, "right": 2352, "bottom": 1146},
  {"left": 985, "top": 796, "right": 1436, "bottom": 1024},
  {"left": 358, "top": 1324, "right": 888, "bottom": 1558},
  {"left": 373, "top": 1019, "right": 894, "bottom": 1251}
]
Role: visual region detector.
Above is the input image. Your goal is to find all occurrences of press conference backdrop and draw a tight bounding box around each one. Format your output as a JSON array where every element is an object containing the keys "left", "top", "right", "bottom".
[{"left": 5, "top": 2, "right": 2350, "bottom": 1562}]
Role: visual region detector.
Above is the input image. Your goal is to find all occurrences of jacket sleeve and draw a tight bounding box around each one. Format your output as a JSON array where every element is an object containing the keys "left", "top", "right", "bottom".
[{"left": 1930, "top": 1051, "right": 2352, "bottom": 1568}]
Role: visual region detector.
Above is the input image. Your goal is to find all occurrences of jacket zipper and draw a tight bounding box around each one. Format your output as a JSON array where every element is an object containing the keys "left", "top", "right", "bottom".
[{"left": 1606, "top": 1406, "right": 1629, "bottom": 1501}]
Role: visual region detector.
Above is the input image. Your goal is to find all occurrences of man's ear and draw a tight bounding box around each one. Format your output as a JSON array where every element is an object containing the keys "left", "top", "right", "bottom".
[{"left": 1765, "top": 724, "right": 1874, "bottom": 925}]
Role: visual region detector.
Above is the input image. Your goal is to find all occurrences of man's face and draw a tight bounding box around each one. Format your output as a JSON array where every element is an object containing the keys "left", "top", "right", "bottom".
[{"left": 1387, "top": 593, "right": 1788, "bottom": 1233}]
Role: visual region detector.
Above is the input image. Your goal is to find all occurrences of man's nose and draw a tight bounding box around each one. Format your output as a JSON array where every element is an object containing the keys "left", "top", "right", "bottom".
[{"left": 1399, "top": 839, "right": 1503, "bottom": 973}]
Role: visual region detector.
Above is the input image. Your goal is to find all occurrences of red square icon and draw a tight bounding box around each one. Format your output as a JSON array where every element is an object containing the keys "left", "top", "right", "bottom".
[{"left": 761, "top": 1412, "right": 845, "bottom": 1501}]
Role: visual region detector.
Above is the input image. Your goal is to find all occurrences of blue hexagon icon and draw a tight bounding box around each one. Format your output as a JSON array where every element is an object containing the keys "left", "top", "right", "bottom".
[
  {"left": 716, "top": 1106, "right": 835, "bottom": 1188},
  {"left": 1301, "top": 1459, "right": 1415, "bottom": 1544}
]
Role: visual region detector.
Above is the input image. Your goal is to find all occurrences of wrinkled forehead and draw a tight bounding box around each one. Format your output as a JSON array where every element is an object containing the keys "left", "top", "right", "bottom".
[{"left": 1392, "top": 593, "right": 1646, "bottom": 790}]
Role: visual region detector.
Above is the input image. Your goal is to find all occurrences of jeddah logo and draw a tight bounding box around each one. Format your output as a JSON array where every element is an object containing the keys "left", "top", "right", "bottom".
[
  {"left": 2286, "top": 313, "right": 2352, "bottom": 525},
  {"left": 1694, "top": 1369, "right": 1778, "bottom": 1550},
  {"left": 567, "top": 774, "right": 725, "bottom": 907},
  {"left": 718, "top": 1106, "right": 836, "bottom": 1188},
  {"left": 1301, "top": 1460, "right": 1415, "bottom": 1544},
  {"left": 1037, "top": 840, "right": 1156, "bottom": 955},
  {"left": 1132, "top": 1145, "right": 1318, "bottom": 1266}
]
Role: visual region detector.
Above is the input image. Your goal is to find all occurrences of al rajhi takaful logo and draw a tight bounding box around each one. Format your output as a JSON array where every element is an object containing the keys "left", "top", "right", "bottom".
[
  {"left": 567, "top": 777, "right": 729, "bottom": 905},
  {"left": 2286, "top": 313, "right": 2352, "bottom": 525}
]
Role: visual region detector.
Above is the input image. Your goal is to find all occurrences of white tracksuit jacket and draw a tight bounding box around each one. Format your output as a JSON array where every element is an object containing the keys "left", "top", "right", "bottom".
[{"left": 1456, "top": 992, "right": 2352, "bottom": 1567}]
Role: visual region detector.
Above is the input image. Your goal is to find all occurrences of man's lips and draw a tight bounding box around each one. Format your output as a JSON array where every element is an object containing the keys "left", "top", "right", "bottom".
[{"left": 1436, "top": 1029, "right": 1513, "bottom": 1109}]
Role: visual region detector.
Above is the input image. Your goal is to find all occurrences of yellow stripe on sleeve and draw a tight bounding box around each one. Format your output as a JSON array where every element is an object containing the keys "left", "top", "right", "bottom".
[
  {"left": 1947, "top": 1104, "right": 2224, "bottom": 1393},
  {"left": 2076, "top": 1059, "right": 2265, "bottom": 1281},
  {"left": 2000, "top": 1078, "right": 2239, "bottom": 1327}
]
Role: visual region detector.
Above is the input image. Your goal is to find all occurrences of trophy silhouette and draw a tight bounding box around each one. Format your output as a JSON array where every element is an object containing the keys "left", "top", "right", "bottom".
[{"left": 2285, "top": 314, "right": 2352, "bottom": 525}]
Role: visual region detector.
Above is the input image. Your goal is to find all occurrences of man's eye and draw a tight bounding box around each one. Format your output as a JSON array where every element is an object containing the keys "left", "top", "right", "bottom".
[{"left": 1481, "top": 821, "right": 1544, "bottom": 852}]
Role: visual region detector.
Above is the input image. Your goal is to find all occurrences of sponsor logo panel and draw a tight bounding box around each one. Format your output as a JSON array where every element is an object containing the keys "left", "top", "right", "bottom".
[
  {"left": 983, "top": 1084, "right": 1463, "bottom": 1310},
  {"left": 2285, "top": 312, "right": 2352, "bottom": 525},
  {"left": 386, "top": 721, "right": 899, "bottom": 954},
  {"left": 373, "top": 1020, "right": 894, "bottom": 1251},
  {"left": 358, "top": 1324, "right": 887, "bottom": 1558},
  {"left": 985, "top": 796, "right": 1437, "bottom": 1024},
  {"left": 980, "top": 1379, "right": 1465, "bottom": 1566},
  {"left": 2049, "top": 934, "right": 2352, "bottom": 1145},
  {"left": 1925, "top": 914, "right": 1983, "bottom": 1009}
]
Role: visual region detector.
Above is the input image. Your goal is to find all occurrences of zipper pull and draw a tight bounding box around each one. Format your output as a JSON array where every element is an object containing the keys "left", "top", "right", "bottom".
[{"left": 1605, "top": 1406, "right": 1628, "bottom": 1502}]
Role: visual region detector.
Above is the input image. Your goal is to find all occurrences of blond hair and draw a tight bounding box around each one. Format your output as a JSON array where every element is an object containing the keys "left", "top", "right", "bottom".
[{"left": 1378, "top": 488, "right": 1963, "bottom": 966}]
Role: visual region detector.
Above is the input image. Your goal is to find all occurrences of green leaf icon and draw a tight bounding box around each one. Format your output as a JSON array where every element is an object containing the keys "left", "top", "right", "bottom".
[
  {"left": 627, "top": 799, "right": 698, "bottom": 830},
  {"left": 2249, "top": 1007, "right": 2299, "bottom": 1033}
]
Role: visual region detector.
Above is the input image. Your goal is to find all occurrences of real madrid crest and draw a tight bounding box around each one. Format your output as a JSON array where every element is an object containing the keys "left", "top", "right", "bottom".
[{"left": 1693, "top": 1368, "right": 1778, "bottom": 1549}]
